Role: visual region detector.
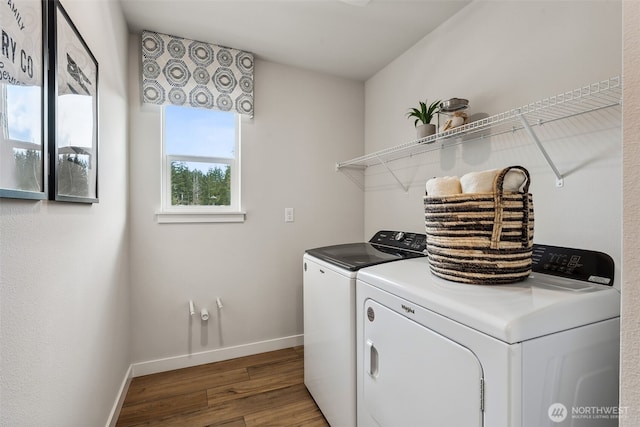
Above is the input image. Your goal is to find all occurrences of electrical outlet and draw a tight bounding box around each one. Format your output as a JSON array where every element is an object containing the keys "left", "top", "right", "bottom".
[{"left": 285, "top": 208, "right": 294, "bottom": 223}]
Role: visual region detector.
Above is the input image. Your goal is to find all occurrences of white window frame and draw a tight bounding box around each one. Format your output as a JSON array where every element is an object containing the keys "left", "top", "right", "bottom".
[{"left": 157, "top": 108, "right": 245, "bottom": 223}]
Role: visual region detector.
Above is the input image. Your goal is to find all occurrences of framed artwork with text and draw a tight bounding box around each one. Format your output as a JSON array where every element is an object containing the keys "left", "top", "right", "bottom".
[{"left": 0, "top": 0, "right": 47, "bottom": 200}]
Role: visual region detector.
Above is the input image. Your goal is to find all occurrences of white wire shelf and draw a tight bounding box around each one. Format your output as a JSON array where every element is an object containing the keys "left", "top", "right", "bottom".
[{"left": 336, "top": 76, "right": 622, "bottom": 174}]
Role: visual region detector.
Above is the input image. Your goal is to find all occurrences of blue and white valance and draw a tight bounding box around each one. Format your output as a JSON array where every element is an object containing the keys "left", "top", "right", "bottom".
[{"left": 141, "top": 30, "right": 254, "bottom": 116}]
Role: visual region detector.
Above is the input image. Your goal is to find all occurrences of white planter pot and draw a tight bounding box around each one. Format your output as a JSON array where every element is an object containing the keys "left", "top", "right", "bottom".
[{"left": 417, "top": 123, "right": 436, "bottom": 139}]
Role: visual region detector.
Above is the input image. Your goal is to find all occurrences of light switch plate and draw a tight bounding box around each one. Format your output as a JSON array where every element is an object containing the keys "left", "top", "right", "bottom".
[{"left": 285, "top": 208, "right": 294, "bottom": 223}]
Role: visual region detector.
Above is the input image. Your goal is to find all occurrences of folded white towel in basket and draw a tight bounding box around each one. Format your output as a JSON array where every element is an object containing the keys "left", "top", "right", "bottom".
[
  {"left": 460, "top": 168, "right": 527, "bottom": 193},
  {"left": 426, "top": 176, "right": 462, "bottom": 196}
]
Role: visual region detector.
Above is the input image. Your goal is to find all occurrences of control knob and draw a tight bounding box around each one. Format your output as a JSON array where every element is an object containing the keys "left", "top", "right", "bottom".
[{"left": 394, "top": 232, "right": 405, "bottom": 241}]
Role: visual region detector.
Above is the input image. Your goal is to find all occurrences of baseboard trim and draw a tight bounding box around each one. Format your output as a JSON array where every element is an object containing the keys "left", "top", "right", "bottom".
[
  {"left": 106, "top": 364, "right": 133, "bottom": 427},
  {"left": 131, "top": 334, "right": 304, "bottom": 377}
]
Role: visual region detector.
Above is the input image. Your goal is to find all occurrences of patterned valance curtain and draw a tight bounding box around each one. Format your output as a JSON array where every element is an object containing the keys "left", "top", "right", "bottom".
[{"left": 140, "top": 30, "right": 254, "bottom": 116}]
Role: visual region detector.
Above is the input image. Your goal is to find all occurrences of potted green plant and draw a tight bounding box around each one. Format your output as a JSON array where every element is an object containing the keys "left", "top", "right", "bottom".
[{"left": 407, "top": 99, "right": 441, "bottom": 139}]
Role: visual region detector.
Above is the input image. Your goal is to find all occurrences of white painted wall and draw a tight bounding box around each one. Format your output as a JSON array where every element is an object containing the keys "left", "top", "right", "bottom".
[
  {"left": 128, "top": 36, "right": 364, "bottom": 368},
  {"left": 364, "top": 1, "right": 623, "bottom": 281},
  {"left": 621, "top": 1, "right": 640, "bottom": 424},
  {"left": 0, "top": 1, "right": 130, "bottom": 426}
]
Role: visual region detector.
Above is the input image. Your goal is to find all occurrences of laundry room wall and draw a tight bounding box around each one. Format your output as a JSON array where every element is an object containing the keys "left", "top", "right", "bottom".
[
  {"left": 621, "top": 1, "right": 640, "bottom": 424},
  {"left": 128, "top": 36, "right": 364, "bottom": 369},
  {"left": 363, "top": 1, "right": 623, "bottom": 279},
  {"left": 0, "top": 1, "right": 130, "bottom": 425}
]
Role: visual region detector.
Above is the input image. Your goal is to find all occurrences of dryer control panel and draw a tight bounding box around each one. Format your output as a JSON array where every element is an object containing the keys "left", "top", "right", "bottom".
[{"left": 532, "top": 244, "right": 615, "bottom": 286}]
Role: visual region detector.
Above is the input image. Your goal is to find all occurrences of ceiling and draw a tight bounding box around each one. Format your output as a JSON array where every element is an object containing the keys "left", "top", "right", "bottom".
[{"left": 119, "top": 0, "right": 471, "bottom": 81}]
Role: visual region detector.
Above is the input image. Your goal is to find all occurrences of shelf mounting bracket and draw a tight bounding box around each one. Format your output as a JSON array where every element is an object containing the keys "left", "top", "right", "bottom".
[
  {"left": 335, "top": 163, "right": 365, "bottom": 191},
  {"left": 518, "top": 114, "right": 564, "bottom": 188},
  {"left": 375, "top": 154, "right": 409, "bottom": 193}
]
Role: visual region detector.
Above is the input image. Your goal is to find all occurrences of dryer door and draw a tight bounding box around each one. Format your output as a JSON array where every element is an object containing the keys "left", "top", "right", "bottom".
[{"left": 363, "top": 299, "right": 484, "bottom": 427}]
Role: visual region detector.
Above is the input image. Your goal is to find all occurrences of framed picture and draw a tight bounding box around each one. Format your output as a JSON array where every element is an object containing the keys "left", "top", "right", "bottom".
[
  {"left": 48, "top": 0, "right": 98, "bottom": 203},
  {"left": 0, "top": 0, "right": 47, "bottom": 200}
]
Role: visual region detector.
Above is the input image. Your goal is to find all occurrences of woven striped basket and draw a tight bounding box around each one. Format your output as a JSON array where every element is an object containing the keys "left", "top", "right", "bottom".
[{"left": 424, "top": 166, "right": 534, "bottom": 285}]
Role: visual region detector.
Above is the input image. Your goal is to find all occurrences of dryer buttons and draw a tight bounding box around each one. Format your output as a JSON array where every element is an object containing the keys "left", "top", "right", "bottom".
[{"left": 367, "top": 306, "right": 375, "bottom": 322}]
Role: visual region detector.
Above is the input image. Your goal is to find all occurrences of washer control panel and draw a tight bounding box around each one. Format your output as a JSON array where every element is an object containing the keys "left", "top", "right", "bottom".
[{"left": 369, "top": 230, "right": 427, "bottom": 254}]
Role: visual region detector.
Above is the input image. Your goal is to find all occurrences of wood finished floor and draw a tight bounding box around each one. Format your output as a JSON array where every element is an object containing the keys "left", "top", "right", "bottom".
[{"left": 116, "top": 347, "right": 329, "bottom": 427}]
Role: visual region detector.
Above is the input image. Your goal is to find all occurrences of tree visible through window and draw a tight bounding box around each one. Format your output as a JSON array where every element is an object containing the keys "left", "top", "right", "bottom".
[
  {"left": 170, "top": 161, "right": 230, "bottom": 206},
  {"left": 162, "top": 105, "right": 240, "bottom": 211}
]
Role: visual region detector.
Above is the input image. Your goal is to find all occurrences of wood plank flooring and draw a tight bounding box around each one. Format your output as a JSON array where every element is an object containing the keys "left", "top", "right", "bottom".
[{"left": 116, "top": 347, "right": 329, "bottom": 427}]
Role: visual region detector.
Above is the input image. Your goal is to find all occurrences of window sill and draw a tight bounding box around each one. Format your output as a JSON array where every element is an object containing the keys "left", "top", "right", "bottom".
[{"left": 156, "top": 211, "right": 246, "bottom": 224}]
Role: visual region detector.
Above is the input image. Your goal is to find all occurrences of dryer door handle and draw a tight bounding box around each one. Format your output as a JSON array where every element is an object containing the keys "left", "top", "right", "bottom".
[{"left": 366, "top": 340, "right": 379, "bottom": 378}]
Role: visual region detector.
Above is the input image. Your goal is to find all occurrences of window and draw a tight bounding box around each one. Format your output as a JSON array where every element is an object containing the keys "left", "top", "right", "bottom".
[{"left": 158, "top": 105, "right": 243, "bottom": 223}]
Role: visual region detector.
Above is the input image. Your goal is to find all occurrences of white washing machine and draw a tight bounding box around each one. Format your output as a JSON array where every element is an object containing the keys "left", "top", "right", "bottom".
[
  {"left": 304, "top": 231, "right": 427, "bottom": 427},
  {"left": 356, "top": 245, "right": 621, "bottom": 427}
]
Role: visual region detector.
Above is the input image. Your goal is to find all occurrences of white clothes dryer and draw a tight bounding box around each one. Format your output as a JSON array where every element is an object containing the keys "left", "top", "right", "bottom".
[{"left": 356, "top": 245, "right": 620, "bottom": 427}]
